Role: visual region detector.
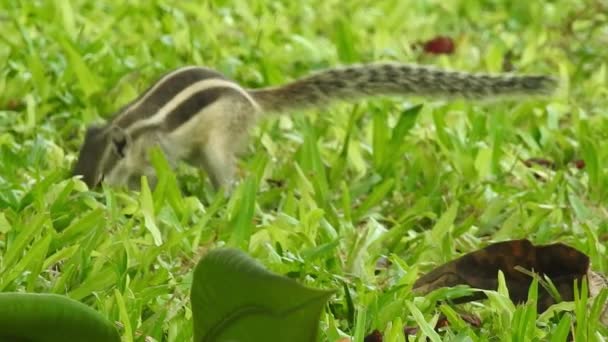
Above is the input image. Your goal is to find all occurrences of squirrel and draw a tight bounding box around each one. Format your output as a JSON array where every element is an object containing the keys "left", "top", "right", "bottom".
[{"left": 72, "top": 62, "right": 558, "bottom": 191}]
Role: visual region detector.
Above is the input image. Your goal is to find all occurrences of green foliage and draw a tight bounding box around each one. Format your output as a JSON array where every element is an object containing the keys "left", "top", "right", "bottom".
[
  {"left": 0, "top": 292, "right": 120, "bottom": 342},
  {"left": 190, "top": 248, "right": 333, "bottom": 342},
  {"left": 0, "top": 0, "right": 607, "bottom": 340}
]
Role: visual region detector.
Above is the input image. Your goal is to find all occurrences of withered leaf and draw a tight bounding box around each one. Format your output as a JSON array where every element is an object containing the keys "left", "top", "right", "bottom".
[
  {"left": 422, "top": 36, "right": 456, "bottom": 55},
  {"left": 413, "top": 239, "right": 591, "bottom": 312}
]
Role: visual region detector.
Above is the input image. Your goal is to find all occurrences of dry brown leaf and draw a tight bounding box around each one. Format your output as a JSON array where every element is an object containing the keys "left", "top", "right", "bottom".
[
  {"left": 413, "top": 239, "right": 593, "bottom": 312},
  {"left": 422, "top": 36, "right": 455, "bottom": 55}
]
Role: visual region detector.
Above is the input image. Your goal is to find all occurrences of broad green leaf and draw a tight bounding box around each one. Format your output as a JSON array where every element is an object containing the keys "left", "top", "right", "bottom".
[
  {"left": 0, "top": 292, "right": 120, "bottom": 342},
  {"left": 190, "top": 248, "right": 334, "bottom": 342}
]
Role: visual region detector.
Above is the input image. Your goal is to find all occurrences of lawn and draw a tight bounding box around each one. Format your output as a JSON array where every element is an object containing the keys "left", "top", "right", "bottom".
[{"left": 1, "top": 0, "right": 607, "bottom": 341}]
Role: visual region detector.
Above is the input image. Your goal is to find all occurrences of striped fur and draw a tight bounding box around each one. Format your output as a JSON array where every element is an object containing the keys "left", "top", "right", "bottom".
[
  {"left": 73, "top": 63, "right": 558, "bottom": 191},
  {"left": 249, "top": 63, "right": 557, "bottom": 112}
]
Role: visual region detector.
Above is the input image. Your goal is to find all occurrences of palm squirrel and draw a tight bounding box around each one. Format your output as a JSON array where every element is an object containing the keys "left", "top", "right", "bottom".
[{"left": 72, "top": 62, "right": 558, "bottom": 191}]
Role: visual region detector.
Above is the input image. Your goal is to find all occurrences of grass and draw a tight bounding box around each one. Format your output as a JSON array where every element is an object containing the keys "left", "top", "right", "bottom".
[{"left": 1, "top": 0, "right": 607, "bottom": 341}]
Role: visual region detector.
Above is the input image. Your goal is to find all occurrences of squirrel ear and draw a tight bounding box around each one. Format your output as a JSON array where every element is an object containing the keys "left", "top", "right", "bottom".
[
  {"left": 109, "top": 126, "right": 131, "bottom": 157},
  {"left": 85, "top": 124, "right": 105, "bottom": 138}
]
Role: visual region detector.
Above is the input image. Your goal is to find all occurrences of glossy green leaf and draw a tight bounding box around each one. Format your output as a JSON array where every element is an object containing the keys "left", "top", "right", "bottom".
[
  {"left": 190, "top": 248, "right": 334, "bottom": 342},
  {"left": 0, "top": 293, "right": 120, "bottom": 342}
]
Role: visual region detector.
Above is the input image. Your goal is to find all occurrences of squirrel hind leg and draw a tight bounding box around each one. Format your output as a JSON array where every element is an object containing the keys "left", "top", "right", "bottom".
[
  {"left": 189, "top": 96, "right": 256, "bottom": 192},
  {"left": 196, "top": 134, "right": 239, "bottom": 192}
]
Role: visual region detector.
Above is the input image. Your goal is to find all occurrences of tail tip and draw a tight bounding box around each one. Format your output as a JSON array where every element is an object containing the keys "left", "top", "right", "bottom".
[{"left": 524, "top": 75, "right": 559, "bottom": 95}]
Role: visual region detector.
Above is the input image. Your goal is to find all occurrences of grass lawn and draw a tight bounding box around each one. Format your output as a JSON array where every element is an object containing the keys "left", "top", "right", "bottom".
[{"left": 1, "top": 0, "right": 607, "bottom": 341}]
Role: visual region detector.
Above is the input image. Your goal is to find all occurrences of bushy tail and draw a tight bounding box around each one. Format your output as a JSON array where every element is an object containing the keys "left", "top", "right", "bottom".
[{"left": 247, "top": 63, "right": 558, "bottom": 113}]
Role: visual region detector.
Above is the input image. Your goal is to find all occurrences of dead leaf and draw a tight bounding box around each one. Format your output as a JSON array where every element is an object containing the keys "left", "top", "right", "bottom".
[
  {"left": 413, "top": 239, "right": 591, "bottom": 312},
  {"left": 422, "top": 36, "right": 455, "bottom": 55}
]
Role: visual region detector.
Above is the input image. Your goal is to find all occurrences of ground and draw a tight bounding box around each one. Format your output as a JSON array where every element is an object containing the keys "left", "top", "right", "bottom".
[{"left": 0, "top": 0, "right": 607, "bottom": 341}]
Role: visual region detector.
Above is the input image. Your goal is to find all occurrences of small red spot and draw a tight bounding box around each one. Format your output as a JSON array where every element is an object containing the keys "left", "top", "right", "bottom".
[
  {"left": 423, "top": 36, "right": 455, "bottom": 55},
  {"left": 572, "top": 159, "right": 585, "bottom": 169}
]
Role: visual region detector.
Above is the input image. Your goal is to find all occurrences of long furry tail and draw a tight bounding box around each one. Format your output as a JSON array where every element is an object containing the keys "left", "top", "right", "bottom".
[{"left": 247, "top": 63, "right": 558, "bottom": 113}]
